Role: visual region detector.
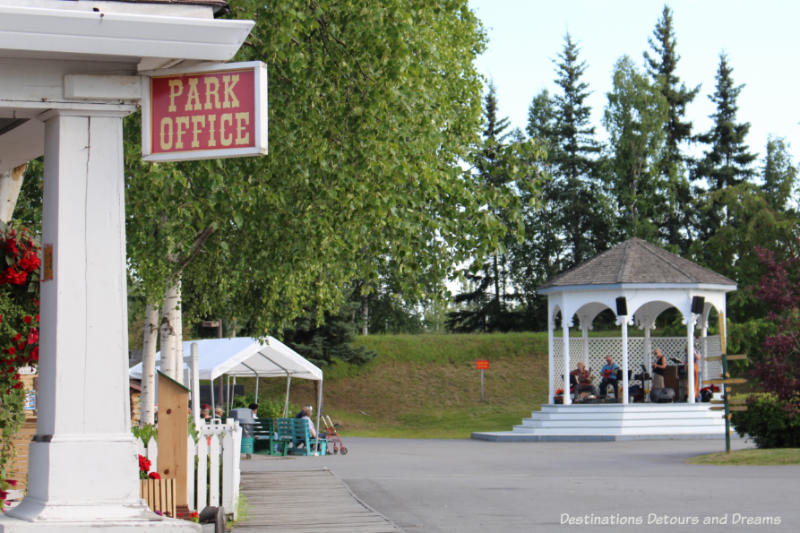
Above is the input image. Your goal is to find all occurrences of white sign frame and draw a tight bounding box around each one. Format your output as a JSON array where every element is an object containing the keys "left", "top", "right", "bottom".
[{"left": 141, "top": 61, "right": 267, "bottom": 162}]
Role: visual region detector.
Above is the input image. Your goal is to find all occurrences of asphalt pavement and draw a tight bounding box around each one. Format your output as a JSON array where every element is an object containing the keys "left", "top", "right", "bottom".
[{"left": 241, "top": 437, "right": 798, "bottom": 533}]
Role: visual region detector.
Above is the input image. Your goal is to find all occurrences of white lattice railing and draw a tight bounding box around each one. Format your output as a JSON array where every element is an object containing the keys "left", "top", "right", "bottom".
[
  {"left": 552, "top": 335, "right": 723, "bottom": 389},
  {"left": 134, "top": 419, "right": 242, "bottom": 519}
]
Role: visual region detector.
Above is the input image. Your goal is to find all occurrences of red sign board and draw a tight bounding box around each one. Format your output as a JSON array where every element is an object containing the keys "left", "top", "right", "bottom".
[
  {"left": 142, "top": 61, "right": 267, "bottom": 162},
  {"left": 476, "top": 359, "right": 489, "bottom": 370}
]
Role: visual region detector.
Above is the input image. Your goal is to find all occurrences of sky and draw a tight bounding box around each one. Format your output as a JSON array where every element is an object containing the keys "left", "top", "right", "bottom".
[{"left": 469, "top": 0, "right": 800, "bottom": 164}]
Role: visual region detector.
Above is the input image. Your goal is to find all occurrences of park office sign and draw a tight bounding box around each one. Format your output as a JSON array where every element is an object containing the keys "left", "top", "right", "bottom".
[{"left": 142, "top": 61, "right": 267, "bottom": 162}]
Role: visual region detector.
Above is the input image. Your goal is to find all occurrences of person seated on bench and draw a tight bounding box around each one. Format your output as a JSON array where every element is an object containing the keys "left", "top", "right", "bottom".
[
  {"left": 570, "top": 362, "right": 595, "bottom": 401},
  {"left": 598, "top": 355, "right": 620, "bottom": 400},
  {"left": 249, "top": 402, "right": 259, "bottom": 419},
  {"left": 297, "top": 405, "right": 326, "bottom": 441}
]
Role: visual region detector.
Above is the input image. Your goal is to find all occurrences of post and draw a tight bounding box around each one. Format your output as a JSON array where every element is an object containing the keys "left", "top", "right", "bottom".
[
  {"left": 157, "top": 372, "right": 190, "bottom": 515},
  {"left": 562, "top": 316, "right": 571, "bottom": 406},
  {"left": 480, "top": 369, "right": 485, "bottom": 402},
  {"left": 547, "top": 312, "right": 554, "bottom": 403},
  {"left": 687, "top": 313, "right": 696, "bottom": 404},
  {"left": 191, "top": 343, "right": 200, "bottom": 430},
  {"left": 621, "top": 318, "right": 629, "bottom": 404},
  {"left": 7, "top": 111, "right": 153, "bottom": 523},
  {"left": 722, "top": 353, "right": 731, "bottom": 453}
]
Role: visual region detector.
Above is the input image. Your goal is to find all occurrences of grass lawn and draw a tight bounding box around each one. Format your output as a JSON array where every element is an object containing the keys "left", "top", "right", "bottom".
[{"left": 686, "top": 448, "right": 800, "bottom": 465}]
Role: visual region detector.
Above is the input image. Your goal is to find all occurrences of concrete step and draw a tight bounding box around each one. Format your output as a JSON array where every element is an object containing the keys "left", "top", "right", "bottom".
[
  {"left": 530, "top": 410, "right": 720, "bottom": 421},
  {"left": 511, "top": 425, "right": 725, "bottom": 436},
  {"left": 517, "top": 417, "right": 725, "bottom": 429}
]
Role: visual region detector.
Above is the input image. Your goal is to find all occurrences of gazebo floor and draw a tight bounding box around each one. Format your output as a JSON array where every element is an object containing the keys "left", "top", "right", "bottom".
[{"left": 472, "top": 403, "right": 733, "bottom": 442}]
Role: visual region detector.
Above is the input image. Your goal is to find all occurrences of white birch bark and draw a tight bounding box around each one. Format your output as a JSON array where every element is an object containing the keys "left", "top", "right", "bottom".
[
  {"left": 0, "top": 163, "right": 27, "bottom": 223},
  {"left": 159, "top": 276, "right": 182, "bottom": 382},
  {"left": 140, "top": 303, "right": 159, "bottom": 426}
]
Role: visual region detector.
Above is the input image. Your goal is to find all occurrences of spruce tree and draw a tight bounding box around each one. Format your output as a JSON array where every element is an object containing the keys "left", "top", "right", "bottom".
[
  {"left": 694, "top": 54, "right": 757, "bottom": 237},
  {"left": 550, "top": 34, "right": 609, "bottom": 265},
  {"left": 644, "top": 5, "right": 699, "bottom": 251},
  {"left": 448, "top": 85, "right": 514, "bottom": 332}
]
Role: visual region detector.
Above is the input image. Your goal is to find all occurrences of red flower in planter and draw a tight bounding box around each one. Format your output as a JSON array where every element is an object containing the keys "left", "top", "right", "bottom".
[{"left": 148, "top": 472, "right": 161, "bottom": 480}]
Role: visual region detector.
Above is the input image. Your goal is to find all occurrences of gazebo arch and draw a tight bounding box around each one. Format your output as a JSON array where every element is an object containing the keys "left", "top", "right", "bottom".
[{"left": 540, "top": 239, "right": 736, "bottom": 406}]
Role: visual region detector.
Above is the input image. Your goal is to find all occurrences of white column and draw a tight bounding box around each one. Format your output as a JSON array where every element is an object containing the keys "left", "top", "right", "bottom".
[
  {"left": 621, "top": 318, "right": 629, "bottom": 404},
  {"left": 687, "top": 313, "right": 696, "bottom": 404},
  {"left": 562, "top": 316, "right": 571, "bottom": 406},
  {"left": 644, "top": 325, "right": 652, "bottom": 371},
  {"left": 8, "top": 112, "right": 150, "bottom": 522},
  {"left": 547, "top": 310, "right": 554, "bottom": 403}
]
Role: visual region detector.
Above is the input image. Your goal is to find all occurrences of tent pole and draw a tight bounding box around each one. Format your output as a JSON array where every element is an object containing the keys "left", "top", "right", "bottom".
[
  {"left": 316, "top": 379, "right": 323, "bottom": 436},
  {"left": 210, "top": 377, "right": 215, "bottom": 417},
  {"left": 255, "top": 376, "right": 259, "bottom": 403},
  {"left": 284, "top": 375, "right": 292, "bottom": 417}
]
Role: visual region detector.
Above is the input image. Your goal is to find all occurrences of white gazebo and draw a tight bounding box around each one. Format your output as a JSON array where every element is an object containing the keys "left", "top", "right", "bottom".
[
  {"left": 473, "top": 239, "right": 738, "bottom": 441},
  {"left": 541, "top": 238, "right": 736, "bottom": 406}
]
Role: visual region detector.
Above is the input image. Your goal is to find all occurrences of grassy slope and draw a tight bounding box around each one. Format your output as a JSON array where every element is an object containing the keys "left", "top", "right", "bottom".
[{"left": 251, "top": 333, "right": 550, "bottom": 438}]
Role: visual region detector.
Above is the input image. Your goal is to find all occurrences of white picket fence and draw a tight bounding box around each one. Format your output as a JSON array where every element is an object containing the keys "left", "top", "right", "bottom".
[{"left": 134, "top": 419, "right": 242, "bottom": 519}]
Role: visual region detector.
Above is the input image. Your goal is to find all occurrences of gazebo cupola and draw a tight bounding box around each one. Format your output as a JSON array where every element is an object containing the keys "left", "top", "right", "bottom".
[{"left": 538, "top": 239, "right": 737, "bottom": 405}]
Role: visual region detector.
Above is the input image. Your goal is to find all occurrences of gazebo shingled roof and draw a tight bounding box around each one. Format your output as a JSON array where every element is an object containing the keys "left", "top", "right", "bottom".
[{"left": 539, "top": 238, "right": 736, "bottom": 290}]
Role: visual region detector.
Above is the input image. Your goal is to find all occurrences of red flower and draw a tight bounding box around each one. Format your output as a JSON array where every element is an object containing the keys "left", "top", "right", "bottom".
[
  {"left": 7, "top": 347, "right": 15, "bottom": 355},
  {"left": 18, "top": 251, "right": 40, "bottom": 273},
  {"left": 13, "top": 333, "right": 21, "bottom": 342},
  {"left": 23, "top": 316, "right": 32, "bottom": 325},
  {"left": 148, "top": 472, "right": 161, "bottom": 480},
  {"left": 3, "top": 267, "right": 27, "bottom": 285},
  {"left": 27, "top": 329, "right": 38, "bottom": 345},
  {"left": 138, "top": 454, "right": 151, "bottom": 473}
]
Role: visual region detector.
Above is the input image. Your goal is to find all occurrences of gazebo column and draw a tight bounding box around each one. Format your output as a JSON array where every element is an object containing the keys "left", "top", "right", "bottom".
[
  {"left": 562, "top": 318, "right": 571, "bottom": 405},
  {"left": 686, "top": 314, "right": 696, "bottom": 404},
  {"left": 701, "top": 321, "right": 708, "bottom": 389},
  {"left": 547, "top": 313, "right": 555, "bottom": 403},
  {"left": 621, "top": 318, "right": 629, "bottom": 404}
]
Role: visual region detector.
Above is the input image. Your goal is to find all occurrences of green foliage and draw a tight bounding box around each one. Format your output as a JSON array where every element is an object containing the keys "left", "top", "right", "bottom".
[
  {"left": 732, "top": 393, "right": 800, "bottom": 448},
  {"left": 603, "top": 55, "right": 668, "bottom": 242},
  {"left": 232, "top": 393, "right": 287, "bottom": 419},
  {"left": 644, "top": 5, "right": 699, "bottom": 252},
  {"left": 123, "top": 0, "right": 499, "bottom": 336},
  {"left": 131, "top": 423, "right": 158, "bottom": 447}
]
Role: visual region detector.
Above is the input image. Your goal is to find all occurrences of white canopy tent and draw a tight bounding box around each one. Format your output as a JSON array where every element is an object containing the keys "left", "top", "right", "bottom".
[{"left": 130, "top": 336, "right": 323, "bottom": 429}]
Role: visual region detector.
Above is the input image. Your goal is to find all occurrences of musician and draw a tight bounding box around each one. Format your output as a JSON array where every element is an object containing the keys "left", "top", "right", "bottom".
[
  {"left": 598, "top": 355, "right": 620, "bottom": 400},
  {"left": 570, "top": 362, "right": 594, "bottom": 401},
  {"left": 652, "top": 348, "right": 667, "bottom": 389}
]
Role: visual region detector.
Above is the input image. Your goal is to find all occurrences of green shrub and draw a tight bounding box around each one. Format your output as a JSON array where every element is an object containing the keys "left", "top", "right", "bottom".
[
  {"left": 732, "top": 393, "right": 800, "bottom": 448},
  {"left": 232, "top": 393, "right": 291, "bottom": 419}
]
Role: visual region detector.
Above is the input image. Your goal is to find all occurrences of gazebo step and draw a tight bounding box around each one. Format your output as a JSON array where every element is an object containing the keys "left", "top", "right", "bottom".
[
  {"left": 539, "top": 403, "right": 714, "bottom": 413},
  {"left": 511, "top": 425, "right": 725, "bottom": 436},
  {"left": 517, "top": 417, "right": 725, "bottom": 429},
  {"left": 531, "top": 410, "right": 720, "bottom": 421}
]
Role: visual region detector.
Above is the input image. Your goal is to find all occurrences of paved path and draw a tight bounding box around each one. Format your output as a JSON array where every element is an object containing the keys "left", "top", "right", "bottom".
[
  {"left": 234, "top": 469, "right": 402, "bottom": 532},
  {"left": 238, "top": 437, "right": 799, "bottom": 533}
]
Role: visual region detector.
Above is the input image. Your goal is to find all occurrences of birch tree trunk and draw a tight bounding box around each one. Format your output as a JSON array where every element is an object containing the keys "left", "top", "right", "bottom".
[
  {"left": 159, "top": 279, "right": 181, "bottom": 381},
  {"left": 140, "top": 303, "right": 159, "bottom": 426},
  {"left": 0, "top": 163, "right": 27, "bottom": 223}
]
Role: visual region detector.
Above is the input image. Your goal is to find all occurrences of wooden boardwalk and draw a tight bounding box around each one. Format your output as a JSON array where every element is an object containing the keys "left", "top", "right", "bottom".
[{"left": 234, "top": 469, "right": 403, "bottom": 533}]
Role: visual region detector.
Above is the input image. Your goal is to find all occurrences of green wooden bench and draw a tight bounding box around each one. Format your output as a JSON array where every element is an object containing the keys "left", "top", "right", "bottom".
[
  {"left": 287, "top": 417, "right": 327, "bottom": 456},
  {"left": 250, "top": 418, "right": 288, "bottom": 456}
]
